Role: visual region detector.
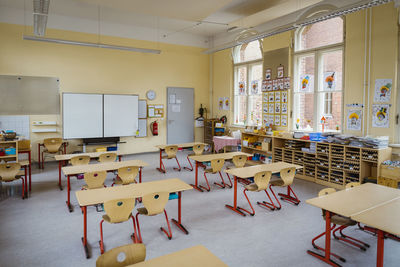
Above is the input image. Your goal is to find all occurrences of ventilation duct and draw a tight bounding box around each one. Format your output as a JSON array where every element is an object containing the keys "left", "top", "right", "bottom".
[
  {"left": 203, "top": 0, "right": 393, "bottom": 54},
  {"left": 33, "top": 0, "right": 50, "bottom": 36}
]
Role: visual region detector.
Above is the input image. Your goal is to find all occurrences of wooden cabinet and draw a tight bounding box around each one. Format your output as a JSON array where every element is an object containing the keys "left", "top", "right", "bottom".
[
  {"left": 241, "top": 132, "right": 272, "bottom": 165},
  {"left": 0, "top": 140, "right": 18, "bottom": 162},
  {"left": 203, "top": 119, "right": 225, "bottom": 151}
]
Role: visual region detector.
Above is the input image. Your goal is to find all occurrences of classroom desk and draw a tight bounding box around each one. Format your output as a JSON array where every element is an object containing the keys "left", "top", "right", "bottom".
[
  {"left": 224, "top": 162, "right": 302, "bottom": 216},
  {"left": 155, "top": 142, "right": 206, "bottom": 173},
  {"left": 188, "top": 152, "right": 252, "bottom": 192},
  {"left": 18, "top": 149, "right": 32, "bottom": 192},
  {"left": 37, "top": 141, "right": 68, "bottom": 169},
  {"left": 306, "top": 183, "right": 400, "bottom": 267},
  {"left": 352, "top": 198, "right": 400, "bottom": 267},
  {"left": 129, "top": 245, "right": 228, "bottom": 267},
  {"left": 54, "top": 151, "right": 125, "bottom": 190},
  {"left": 76, "top": 178, "right": 193, "bottom": 259},
  {"left": 62, "top": 160, "right": 148, "bottom": 213}
]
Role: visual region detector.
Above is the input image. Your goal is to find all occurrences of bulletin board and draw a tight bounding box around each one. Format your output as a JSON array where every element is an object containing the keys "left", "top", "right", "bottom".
[
  {"left": 262, "top": 47, "right": 290, "bottom": 128},
  {"left": 148, "top": 104, "right": 164, "bottom": 118}
]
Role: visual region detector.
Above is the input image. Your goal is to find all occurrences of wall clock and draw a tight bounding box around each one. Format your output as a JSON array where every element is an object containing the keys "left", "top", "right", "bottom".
[{"left": 146, "top": 90, "right": 156, "bottom": 100}]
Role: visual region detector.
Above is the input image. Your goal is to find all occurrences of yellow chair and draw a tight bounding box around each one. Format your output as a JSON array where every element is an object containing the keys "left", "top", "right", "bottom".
[
  {"left": 96, "top": 243, "right": 146, "bottom": 267},
  {"left": 345, "top": 182, "right": 360, "bottom": 188},
  {"left": 99, "top": 198, "right": 137, "bottom": 254},
  {"left": 269, "top": 167, "right": 300, "bottom": 209},
  {"left": 82, "top": 171, "right": 107, "bottom": 190},
  {"left": 310, "top": 188, "right": 369, "bottom": 263},
  {"left": 0, "top": 163, "right": 25, "bottom": 199},
  {"left": 159, "top": 145, "right": 181, "bottom": 173},
  {"left": 184, "top": 144, "right": 205, "bottom": 171},
  {"left": 135, "top": 192, "right": 172, "bottom": 243},
  {"left": 70, "top": 155, "right": 90, "bottom": 166},
  {"left": 98, "top": 152, "right": 117, "bottom": 163},
  {"left": 112, "top": 166, "right": 139, "bottom": 186},
  {"left": 201, "top": 158, "right": 227, "bottom": 191},
  {"left": 18, "top": 140, "right": 31, "bottom": 151},
  {"left": 41, "top": 138, "right": 63, "bottom": 169},
  {"left": 226, "top": 154, "right": 248, "bottom": 187}
]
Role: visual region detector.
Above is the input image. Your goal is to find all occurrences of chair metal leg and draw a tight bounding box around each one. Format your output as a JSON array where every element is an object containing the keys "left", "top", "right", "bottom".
[
  {"left": 99, "top": 219, "right": 105, "bottom": 254},
  {"left": 21, "top": 177, "right": 25, "bottom": 199},
  {"left": 199, "top": 172, "right": 211, "bottom": 192},
  {"left": 225, "top": 173, "right": 233, "bottom": 188},
  {"left": 269, "top": 185, "right": 281, "bottom": 210},
  {"left": 131, "top": 215, "right": 138, "bottom": 243},
  {"left": 333, "top": 225, "right": 369, "bottom": 250},
  {"left": 173, "top": 157, "right": 182, "bottom": 171},
  {"left": 41, "top": 151, "right": 45, "bottom": 169},
  {"left": 237, "top": 189, "right": 255, "bottom": 216},
  {"left": 259, "top": 189, "right": 276, "bottom": 210},
  {"left": 311, "top": 223, "right": 346, "bottom": 262},
  {"left": 183, "top": 155, "right": 194, "bottom": 171},
  {"left": 214, "top": 171, "right": 226, "bottom": 189},
  {"left": 135, "top": 213, "right": 143, "bottom": 243},
  {"left": 160, "top": 209, "right": 173, "bottom": 240},
  {"left": 278, "top": 185, "right": 300, "bottom": 205}
]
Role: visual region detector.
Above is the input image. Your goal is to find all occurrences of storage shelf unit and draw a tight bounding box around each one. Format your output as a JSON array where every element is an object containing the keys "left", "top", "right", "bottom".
[
  {"left": 204, "top": 118, "right": 224, "bottom": 152},
  {"left": 0, "top": 140, "right": 18, "bottom": 162},
  {"left": 241, "top": 132, "right": 272, "bottom": 165},
  {"left": 272, "top": 136, "right": 392, "bottom": 189}
]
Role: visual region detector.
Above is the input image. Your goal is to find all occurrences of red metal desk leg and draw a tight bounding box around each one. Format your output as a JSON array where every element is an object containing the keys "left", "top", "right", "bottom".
[
  {"left": 66, "top": 175, "right": 73, "bottom": 212},
  {"left": 37, "top": 143, "right": 41, "bottom": 169},
  {"left": 377, "top": 230, "right": 384, "bottom": 267},
  {"left": 171, "top": 191, "right": 189, "bottom": 234},
  {"left": 28, "top": 151, "right": 32, "bottom": 192},
  {"left": 225, "top": 176, "right": 246, "bottom": 216},
  {"left": 139, "top": 168, "right": 142, "bottom": 183},
  {"left": 190, "top": 161, "right": 203, "bottom": 192},
  {"left": 63, "top": 142, "right": 67, "bottom": 154},
  {"left": 307, "top": 211, "right": 340, "bottom": 266},
  {"left": 58, "top": 160, "right": 63, "bottom": 190},
  {"left": 156, "top": 149, "right": 166, "bottom": 173},
  {"left": 24, "top": 166, "right": 28, "bottom": 197},
  {"left": 81, "top": 206, "right": 90, "bottom": 258}
]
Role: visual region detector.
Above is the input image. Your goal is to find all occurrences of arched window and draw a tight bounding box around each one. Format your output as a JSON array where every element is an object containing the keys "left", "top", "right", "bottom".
[
  {"left": 293, "top": 17, "right": 344, "bottom": 132},
  {"left": 232, "top": 40, "right": 263, "bottom": 126}
]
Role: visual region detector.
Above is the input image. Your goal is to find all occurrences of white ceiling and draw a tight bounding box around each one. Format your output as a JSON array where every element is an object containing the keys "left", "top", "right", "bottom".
[{"left": 0, "top": 0, "right": 376, "bottom": 49}]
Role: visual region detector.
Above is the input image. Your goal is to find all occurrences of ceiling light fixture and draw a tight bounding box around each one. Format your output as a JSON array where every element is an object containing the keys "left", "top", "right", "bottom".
[
  {"left": 23, "top": 35, "right": 162, "bottom": 54},
  {"left": 33, "top": 0, "right": 50, "bottom": 36}
]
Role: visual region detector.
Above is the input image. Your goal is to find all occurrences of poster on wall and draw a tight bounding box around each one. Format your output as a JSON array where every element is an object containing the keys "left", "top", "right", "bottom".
[
  {"left": 267, "top": 80, "right": 273, "bottom": 91},
  {"left": 263, "top": 93, "right": 268, "bottom": 102},
  {"left": 346, "top": 109, "right": 362, "bottom": 131},
  {"left": 275, "top": 102, "right": 281, "bottom": 113},
  {"left": 263, "top": 114, "right": 269, "bottom": 125},
  {"left": 281, "top": 115, "right": 288, "bottom": 126},
  {"left": 268, "top": 92, "right": 274, "bottom": 102},
  {"left": 265, "top": 69, "right": 272, "bottom": 80},
  {"left": 277, "top": 66, "right": 284, "bottom": 78},
  {"left": 372, "top": 104, "right": 390, "bottom": 128},
  {"left": 323, "top": 72, "right": 336, "bottom": 91},
  {"left": 262, "top": 80, "right": 267, "bottom": 92},
  {"left": 223, "top": 97, "right": 230, "bottom": 110},
  {"left": 238, "top": 81, "right": 246, "bottom": 95},
  {"left": 263, "top": 103, "right": 268, "bottom": 113},
  {"left": 269, "top": 103, "right": 274, "bottom": 114},
  {"left": 272, "top": 80, "right": 278, "bottom": 90},
  {"left": 275, "top": 115, "right": 281, "bottom": 126},
  {"left": 284, "top": 77, "right": 291, "bottom": 89},
  {"left": 275, "top": 92, "right": 281, "bottom": 102},
  {"left": 251, "top": 80, "right": 259, "bottom": 95},
  {"left": 282, "top": 91, "right": 288, "bottom": 103},
  {"left": 281, "top": 103, "right": 288, "bottom": 114},
  {"left": 299, "top": 75, "right": 313, "bottom": 92},
  {"left": 218, "top": 97, "right": 224, "bottom": 110},
  {"left": 374, "top": 79, "right": 392, "bottom": 102},
  {"left": 269, "top": 115, "right": 275, "bottom": 125},
  {"left": 278, "top": 78, "right": 284, "bottom": 90}
]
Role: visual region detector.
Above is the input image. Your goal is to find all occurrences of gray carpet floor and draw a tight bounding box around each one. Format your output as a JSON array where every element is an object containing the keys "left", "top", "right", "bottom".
[{"left": 0, "top": 151, "right": 399, "bottom": 267}]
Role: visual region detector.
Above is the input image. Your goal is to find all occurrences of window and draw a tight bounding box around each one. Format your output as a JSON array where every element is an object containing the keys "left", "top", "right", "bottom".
[
  {"left": 233, "top": 41, "right": 263, "bottom": 126},
  {"left": 293, "top": 17, "right": 344, "bottom": 132}
]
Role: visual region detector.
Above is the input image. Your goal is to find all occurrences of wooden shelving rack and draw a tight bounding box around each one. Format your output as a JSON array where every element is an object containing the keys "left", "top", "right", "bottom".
[
  {"left": 241, "top": 132, "right": 272, "bottom": 165},
  {"left": 0, "top": 140, "right": 18, "bottom": 162}
]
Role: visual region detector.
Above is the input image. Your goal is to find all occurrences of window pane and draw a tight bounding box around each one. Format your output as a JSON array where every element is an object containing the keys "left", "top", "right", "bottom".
[
  {"left": 235, "top": 66, "right": 247, "bottom": 95},
  {"left": 298, "top": 17, "right": 343, "bottom": 51},
  {"left": 248, "top": 95, "right": 262, "bottom": 126},
  {"left": 320, "top": 50, "right": 342, "bottom": 91},
  {"left": 232, "top": 41, "right": 262, "bottom": 64},
  {"left": 234, "top": 95, "right": 247, "bottom": 125},
  {"left": 295, "top": 55, "right": 315, "bottom": 93},
  {"left": 293, "top": 93, "right": 314, "bottom": 131},
  {"left": 317, "top": 91, "right": 342, "bottom": 132}
]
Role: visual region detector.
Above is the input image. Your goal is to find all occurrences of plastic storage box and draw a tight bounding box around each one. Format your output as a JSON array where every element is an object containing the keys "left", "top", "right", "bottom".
[
  {"left": 309, "top": 132, "right": 322, "bottom": 141},
  {"left": 5, "top": 148, "right": 16, "bottom": 155}
]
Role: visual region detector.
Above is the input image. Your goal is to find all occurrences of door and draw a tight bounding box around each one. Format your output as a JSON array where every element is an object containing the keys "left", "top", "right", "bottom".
[{"left": 167, "top": 87, "right": 194, "bottom": 144}]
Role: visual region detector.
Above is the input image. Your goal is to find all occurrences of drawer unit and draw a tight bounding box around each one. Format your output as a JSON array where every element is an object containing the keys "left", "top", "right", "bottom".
[
  {"left": 305, "top": 166, "right": 315, "bottom": 177},
  {"left": 331, "top": 159, "right": 344, "bottom": 171},
  {"left": 284, "top": 150, "right": 293, "bottom": 163},
  {"left": 316, "top": 167, "right": 329, "bottom": 182},
  {"left": 344, "top": 161, "right": 360, "bottom": 172},
  {"left": 294, "top": 152, "right": 303, "bottom": 165},
  {"left": 331, "top": 145, "right": 344, "bottom": 158},
  {"left": 330, "top": 171, "right": 344, "bottom": 185},
  {"left": 317, "top": 144, "right": 329, "bottom": 155},
  {"left": 346, "top": 147, "right": 360, "bottom": 162},
  {"left": 362, "top": 149, "right": 378, "bottom": 162}
]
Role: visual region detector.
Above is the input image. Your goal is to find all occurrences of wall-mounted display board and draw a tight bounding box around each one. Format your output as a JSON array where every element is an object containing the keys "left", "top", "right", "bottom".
[
  {"left": 137, "top": 119, "right": 147, "bottom": 137},
  {"left": 0, "top": 75, "right": 59, "bottom": 115},
  {"left": 63, "top": 93, "right": 139, "bottom": 139},
  {"left": 148, "top": 104, "right": 164, "bottom": 118},
  {"left": 139, "top": 100, "right": 147, "bottom": 119}
]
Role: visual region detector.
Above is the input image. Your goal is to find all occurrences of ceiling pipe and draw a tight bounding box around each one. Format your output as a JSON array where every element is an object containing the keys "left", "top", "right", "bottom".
[{"left": 33, "top": 0, "right": 50, "bottom": 36}]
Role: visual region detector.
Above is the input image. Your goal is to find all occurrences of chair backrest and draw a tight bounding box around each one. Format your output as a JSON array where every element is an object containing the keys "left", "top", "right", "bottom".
[
  {"left": 96, "top": 243, "right": 146, "bottom": 267},
  {"left": 18, "top": 140, "right": 31, "bottom": 151},
  {"left": 165, "top": 145, "right": 178, "bottom": 158},
  {"left": 142, "top": 192, "right": 169, "bottom": 216},
  {"left": 103, "top": 198, "right": 136, "bottom": 223},
  {"left": 70, "top": 155, "right": 90, "bottom": 166},
  {"left": 232, "top": 155, "right": 247, "bottom": 168},
  {"left": 98, "top": 152, "right": 117, "bottom": 163},
  {"left": 345, "top": 182, "right": 360, "bottom": 189},
  {"left": 192, "top": 144, "right": 205, "bottom": 155},
  {"left": 83, "top": 171, "right": 107, "bottom": 189},
  {"left": 117, "top": 166, "right": 139, "bottom": 185},
  {"left": 253, "top": 171, "right": 272, "bottom": 191},
  {"left": 43, "top": 138, "right": 63, "bottom": 153},
  {"left": 0, "top": 163, "right": 21, "bottom": 182},
  {"left": 280, "top": 167, "right": 296, "bottom": 186},
  {"left": 210, "top": 158, "right": 225, "bottom": 172}
]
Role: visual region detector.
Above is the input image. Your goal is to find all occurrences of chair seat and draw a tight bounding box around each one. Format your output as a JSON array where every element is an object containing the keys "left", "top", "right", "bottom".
[
  {"left": 270, "top": 180, "right": 284, "bottom": 187},
  {"left": 82, "top": 184, "right": 104, "bottom": 190},
  {"left": 43, "top": 148, "right": 63, "bottom": 153},
  {"left": 325, "top": 215, "right": 357, "bottom": 226},
  {"left": 102, "top": 213, "right": 133, "bottom": 223},
  {"left": 244, "top": 183, "right": 259, "bottom": 191},
  {"left": 162, "top": 155, "right": 176, "bottom": 159},
  {"left": 137, "top": 207, "right": 149, "bottom": 215}
]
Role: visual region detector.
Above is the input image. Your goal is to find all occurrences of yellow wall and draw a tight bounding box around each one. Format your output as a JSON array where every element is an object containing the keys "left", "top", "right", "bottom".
[
  {"left": 212, "top": 3, "right": 399, "bottom": 141},
  {"left": 0, "top": 23, "right": 210, "bottom": 161}
]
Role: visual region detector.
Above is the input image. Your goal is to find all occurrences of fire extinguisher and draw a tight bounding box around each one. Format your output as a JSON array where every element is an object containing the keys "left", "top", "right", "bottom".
[{"left": 150, "top": 121, "right": 158, "bottom": 136}]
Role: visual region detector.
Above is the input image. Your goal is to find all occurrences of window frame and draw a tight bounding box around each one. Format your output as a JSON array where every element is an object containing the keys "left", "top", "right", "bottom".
[
  {"left": 232, "top": 40, "right": 263, "bottom": 127},
  {"left": 292, "top": 17, "right": 345, "bottom": 132}
]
